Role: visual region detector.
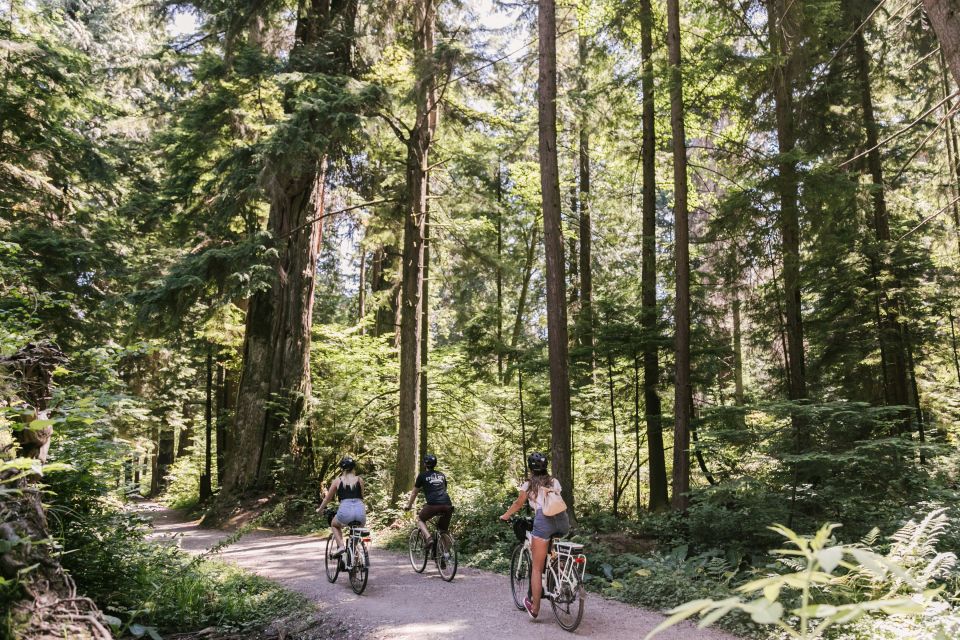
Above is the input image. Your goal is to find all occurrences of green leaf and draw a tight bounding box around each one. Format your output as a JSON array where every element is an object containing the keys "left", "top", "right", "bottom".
[
  {"left": 746, "top": 598, "right": 784, "bottom": 624},
  {"left": 28, "top": 419, "right": 55, "bottom": 431},
  {"left": 816, "top": 546, "right": 843, "bottom": 574}
]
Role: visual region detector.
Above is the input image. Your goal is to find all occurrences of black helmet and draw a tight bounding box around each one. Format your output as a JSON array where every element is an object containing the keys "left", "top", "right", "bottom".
[
  {"left": 527, "top": 451, "right": 547, "bottom": 474},
  {"left": 339, "top": 456, "right": 356, "bottom": 471},
  {"left": 424, "top": 453, "right": 438, "bottom": 469}
]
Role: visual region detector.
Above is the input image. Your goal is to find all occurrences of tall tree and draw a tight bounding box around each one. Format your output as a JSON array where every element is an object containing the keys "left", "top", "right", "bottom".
[
  {"left": 667, "top": 0, "right": 692, "bottom": 511},
  {"left": 393, "top": 0, "right": 438, "bottom": 502},
  {"left": 641, "top": 0, "right": 669, "bottom": 512},
  {"left": 538, "top": 0, "right": 574, "bottom": 513},
  {"left": 924, "top": 0, "right": 960, "bottom": 87},
  {"left": 222, "top": 0, "right": 361, "bottom": 494},
  {"left": 577, "top": 33, "right": 595, "bottom": 375},
  {"left": 767, "top": 0, "right": 808, "bottom": 441}
]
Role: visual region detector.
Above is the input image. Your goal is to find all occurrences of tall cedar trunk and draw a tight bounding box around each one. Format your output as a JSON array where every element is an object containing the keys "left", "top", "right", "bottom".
[
  {"left": 496, "top": 166, "right": 504, "bottom": 382},
  {"left": 224, "top": 0, "right": 356, "bottom": 494},
  {"left": 200, "top": 345, "right": 213, "bottom": 501},
  {"left": 538, "top": 0, "right": 574, "bottom": 514},
  {"left": 852, "top": 22, "right": 911, "bottom": 411},
  {"left": 732, "top": 289, "right": 745, "bottom": 405},
  {"left": 938, "top": 51, "right": 960, "bottom": 240},
  {"left": 924, "top": 0, "right": 960, "bottom": 87},
  {"left": 667, "top": 0, "right": 692, "bottom": 511},
  {"left": 394, "top": 0, "right": 437, "bottom": 503},
  {"left": 578, "top": 35, "right": 595, "bottom": 375},
  {"left": 176, "top": 414, "right": 193, "bottom": 460},
  {"left": 768, "top": 0, "right": 809, "bottom": 446},
  {"left": 607, "top": 354, "right": 619, "bottom": 517},
  {"left": 641, "top": 0, "right": 668, "bottom": 512}
]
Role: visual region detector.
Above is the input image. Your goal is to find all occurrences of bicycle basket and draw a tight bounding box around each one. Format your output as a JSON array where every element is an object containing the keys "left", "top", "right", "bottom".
[{"left": 512, "top": 517, "right": 532, "bottom": 542}]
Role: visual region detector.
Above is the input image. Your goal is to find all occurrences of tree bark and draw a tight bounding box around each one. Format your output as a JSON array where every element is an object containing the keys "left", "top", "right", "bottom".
[
  {"left": 924, "top": 0, "right": 960, "bottom": 88},
  {"left": 393, "top": 0, "right": 437, "bottom": 503},
  {"left": 732, "top": 288, "right": 745, "bottom": 405},
  {"left": 633, "top": 354, "right": 643, "bottom": 516},
  {"left": 507, "top": 218, "right": 540, "bottom": 379},
  {"left": 358, "top": 246, "right": 367, "bottom": 334},
  {"left": 607, "top": 354, "right": 619, "bottom": 517},
  {"left": 641, "top": 0, "right": 668, "bottom": 513},
  {"left": 578, "top": 36, "right": 595, "bottom": 376},
  {"left": 223, "top": 0, "right": 357, "bottom": 495},
  {"left": 768, "top": 0, "right": 809, "bottom": 449},
  {"left": 851, "top": 20, "right": 911, "bottom": 411},
  {"left": 667, "top": 0, "right": 692, "bottom": 511},
  {"left": 538, "top": 0, "right": 574, "bottom": 514},
  {"left": 419, "top": 182, "right": 430, "bottom": 465},
  {"left": 496, "top": 165, "right": 505, "bottom": 383},
  {"left": 200, "top": 345, "right": 213, "bottom": 501}
]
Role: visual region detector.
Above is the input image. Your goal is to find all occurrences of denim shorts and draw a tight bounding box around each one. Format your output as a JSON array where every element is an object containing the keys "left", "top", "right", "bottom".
[
  {"left": 335, "top": 499, "right": 366, "bottom": 526},
  {"left": 531, "top": 508, "right": 569, "bottom": 540}
]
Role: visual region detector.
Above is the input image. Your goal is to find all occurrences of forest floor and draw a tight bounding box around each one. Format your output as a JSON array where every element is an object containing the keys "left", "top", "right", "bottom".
[{"left": 144, "top": 503, "right": 740, "bottom": 640}]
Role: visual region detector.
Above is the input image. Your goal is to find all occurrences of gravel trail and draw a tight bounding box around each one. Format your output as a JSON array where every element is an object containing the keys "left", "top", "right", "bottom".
[{"left": 145, "top": 504, "right": 738, "bottom": 640}]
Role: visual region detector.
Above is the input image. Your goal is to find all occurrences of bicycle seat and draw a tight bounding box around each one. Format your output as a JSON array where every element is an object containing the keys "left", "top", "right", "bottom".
[{"left": 347, "top": 520, "right": 364, "bottom": 527}]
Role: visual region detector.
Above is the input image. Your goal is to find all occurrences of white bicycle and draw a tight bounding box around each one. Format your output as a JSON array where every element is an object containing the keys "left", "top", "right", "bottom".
[{"left": 506, "top": 516, "right": 587, "bottom": 631}]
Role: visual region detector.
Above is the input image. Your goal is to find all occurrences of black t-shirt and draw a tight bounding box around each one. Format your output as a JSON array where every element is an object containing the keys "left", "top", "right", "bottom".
[{"left": 415, "top": 470, "right": 452, "bottom": 505}]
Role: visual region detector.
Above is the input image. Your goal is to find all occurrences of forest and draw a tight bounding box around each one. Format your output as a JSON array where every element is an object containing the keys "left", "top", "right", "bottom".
[{"left": 4, "top": 0, "right": 960, "bottom": 638}]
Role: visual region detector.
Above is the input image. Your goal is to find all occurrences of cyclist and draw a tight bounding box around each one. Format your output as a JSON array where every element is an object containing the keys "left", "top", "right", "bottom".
[
  {"left": 404, "top": 453, "right": 453, "bottom": 548},
  {"left": 317, "top": 456, "right": 366, "bottom": 557},
  {"left": 499, "top": 451, "right": 569, "bottom": 620}
]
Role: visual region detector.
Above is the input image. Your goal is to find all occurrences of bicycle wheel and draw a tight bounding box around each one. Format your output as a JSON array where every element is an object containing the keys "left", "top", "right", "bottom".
[
  {"left": 509, "top": 544, "right": 531, "bottom": 610},
  {"left": 550, "top": 572, "right": 585, "bottom": 632},
  {"left": 350, "top": 540, "right": 369, "bottom": 595},
  {"left": 324, "top": 535, "right": 340, "bottom": 583},
  {"left": 408, "top": 527, "right": 428, "bottom": 573},
  {"left": 435, "top": 532, "right": 458, "bottom": 582}
]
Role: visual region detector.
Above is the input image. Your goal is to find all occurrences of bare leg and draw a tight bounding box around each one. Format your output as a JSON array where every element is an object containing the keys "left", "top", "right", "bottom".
[
  {"left": 530, "top": 536, "right": 549, "bottom": 616},
  {"left": 416, "top": 518, "right": 431, "bottom": 543},
  {"left": 331, "top": 518, "right": 345, "bottom": 550}
]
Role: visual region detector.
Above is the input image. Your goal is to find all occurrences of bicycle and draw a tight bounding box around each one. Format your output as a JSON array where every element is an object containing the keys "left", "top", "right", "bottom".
[
  {"left": 506, "top": 515, "right": 587, "bottom": 632},
  {"left": 323, "top": 507, "right": 370, "bottom": 595},
  {"left": 407, "top": 512, "right": 458, "bottom": 581}
]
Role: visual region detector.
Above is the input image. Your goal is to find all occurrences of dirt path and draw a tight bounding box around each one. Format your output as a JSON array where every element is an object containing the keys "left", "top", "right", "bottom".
[{"left": 144, "top": 504, "right": 738, "bottom": 640}]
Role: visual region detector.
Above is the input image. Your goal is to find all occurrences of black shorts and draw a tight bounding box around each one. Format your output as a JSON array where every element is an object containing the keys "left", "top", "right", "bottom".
[{"left": 418, "top": 504, "right": 453, "bottom": 532}]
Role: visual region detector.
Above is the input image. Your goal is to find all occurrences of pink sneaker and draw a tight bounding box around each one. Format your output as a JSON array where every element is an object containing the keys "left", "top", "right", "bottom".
[{"left": 523, "top": 597, "right": 539, "bottom": 620}]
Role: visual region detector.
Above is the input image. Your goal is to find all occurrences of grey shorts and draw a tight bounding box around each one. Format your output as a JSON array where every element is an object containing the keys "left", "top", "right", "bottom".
[
  {"left": 335, "top": 499, "right": 366, "bottom": 526},
  {"left": 532, "top": 508, "right": 569, "bottom": 540}
]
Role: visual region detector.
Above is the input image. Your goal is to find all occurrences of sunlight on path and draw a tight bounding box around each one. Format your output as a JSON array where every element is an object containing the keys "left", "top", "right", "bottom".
[{"left": 145, "top": 504, "right": 741, "bottom": 640}]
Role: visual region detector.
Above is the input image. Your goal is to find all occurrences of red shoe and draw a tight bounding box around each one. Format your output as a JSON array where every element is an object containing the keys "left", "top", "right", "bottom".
[{"left": 523, "top": 597, "right": 538, "bottom": 620}]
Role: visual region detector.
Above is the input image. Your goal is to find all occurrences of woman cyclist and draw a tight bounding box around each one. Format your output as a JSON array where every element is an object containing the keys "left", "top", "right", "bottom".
[
  {"left": 317, "top": 456, "right": 366, "bottom": 557},
  {"left": 499, "top": 451, "right": 569, "bottom": 620}
]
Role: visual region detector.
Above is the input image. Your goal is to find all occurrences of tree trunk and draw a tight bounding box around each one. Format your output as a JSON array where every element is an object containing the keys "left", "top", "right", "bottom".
[
  {"left": 519, "top": 369, "right": 528, "bottom": 468},
  {"left": 151, "top": 423, "right": 174, "bottom": 496},
  {"left": 667, "top": 0, "right": 692, "bottom": 511},
  {"left": 577, "top": 35, "right": 595, "bottom": 377},
  {"left": 732, "top": 289, "right": 745, "bottom": 405},
  {"left": 358, "top": 246, "right": 367, "bottom": 334},
  {"left": 951, "top": 312, "right": 960, "bottom": 385},
  {"left": 768, "top": 0, "right": 809, "bottom": 450},
  {"left": 641, "top": 0, "right": 668, "bottom": 513},
  {"left": 507, "top": 219, "right": 540, "bottom": 379},
  {"left": 223, "top": 0, "right": 357, "bottom": 495},
  {"left": 496, "top": 165, "right": 505, "bottom": 383},
  {"left": 633, "top": 354, "right": 643, "bottom": 516},
  {"left": 852, "top": 20, "right": 911, "bottom": 411},
  {"left": 607, "top": 354, "right": 619, "bottom": 517},
  {"left": 200, "top": 345, "right": 213, "bottom": 501},
  {"left": 924, "top": 0, "right": 960, "bottom": 88},
  {"left": 538, "top": 0, "right": 574, "bottom": 514},
  {"left": 419, "top": 183, "right": 431, "bottom": 465},
  {"left": 215, "top": 361, "right": 230, "bottom": 486},
  {"left": 393, "top": 0, "right": 437, "bottom": 503}
]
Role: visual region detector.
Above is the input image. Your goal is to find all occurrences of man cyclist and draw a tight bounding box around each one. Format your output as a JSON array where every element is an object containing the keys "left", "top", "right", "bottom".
[{"left": 404, "top": 453, "right": 453, "bottom": 547}]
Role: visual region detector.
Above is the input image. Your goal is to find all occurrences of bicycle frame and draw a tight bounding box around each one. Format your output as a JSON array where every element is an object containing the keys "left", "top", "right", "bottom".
[
  {"left": 343, "top": 525, "right": 371, "bottom": 568},
  {"left": 520, "top": 530, "right": 587, "bottom": 600}
]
